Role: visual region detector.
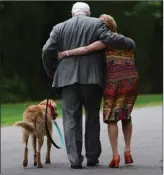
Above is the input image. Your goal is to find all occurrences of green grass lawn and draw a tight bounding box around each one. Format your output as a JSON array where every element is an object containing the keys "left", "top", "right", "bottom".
[{"left": 1, "top": 94, "right": 162, "bottom": 126}]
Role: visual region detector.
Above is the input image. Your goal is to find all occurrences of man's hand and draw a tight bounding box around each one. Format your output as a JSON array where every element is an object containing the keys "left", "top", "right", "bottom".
[
  {"left": 58, "top": 51, "right": 67, "bottom": 60},
  {"left": 96, "top": 20, "right": 135, "bottom": 50}
]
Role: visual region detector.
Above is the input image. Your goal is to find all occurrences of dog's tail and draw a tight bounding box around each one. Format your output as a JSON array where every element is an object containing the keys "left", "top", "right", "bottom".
[{"left": 13, "top": 121, "right": 35, "bottom": 133}]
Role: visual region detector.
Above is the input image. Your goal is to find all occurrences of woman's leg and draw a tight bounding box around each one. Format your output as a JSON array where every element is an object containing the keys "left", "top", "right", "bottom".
[
  {"left": 122, "top": 119, "right": 133, "bottom": 164},
  {"left": 121, "top": 119, "right": 132, "bottom": 152},
  {"left": 108, "top": 121, "right": 119, "bottom": 156}
]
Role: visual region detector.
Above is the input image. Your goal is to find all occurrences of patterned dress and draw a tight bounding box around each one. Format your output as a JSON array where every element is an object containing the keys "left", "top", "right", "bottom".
[{"left": 103, "top": 47, "right": 139, "bottom": 124}]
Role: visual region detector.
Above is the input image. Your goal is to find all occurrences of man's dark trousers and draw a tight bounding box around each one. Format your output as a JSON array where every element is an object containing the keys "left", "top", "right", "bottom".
[{"left": 61, "top": 83, "right": 102, "bottom": 166}]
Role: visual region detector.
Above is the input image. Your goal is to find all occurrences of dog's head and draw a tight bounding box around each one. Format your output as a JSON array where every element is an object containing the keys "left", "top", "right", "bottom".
[{"left": 39, "top": 99, "right": 58, "bottom": 120}]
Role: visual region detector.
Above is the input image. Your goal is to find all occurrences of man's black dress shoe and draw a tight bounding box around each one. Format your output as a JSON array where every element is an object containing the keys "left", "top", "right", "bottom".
[
  {"left": 87, "top": 160, "right": 99, "bottom": 166},
  {"left": 70, "top": 165, "right": 83, "bottom": 169}
]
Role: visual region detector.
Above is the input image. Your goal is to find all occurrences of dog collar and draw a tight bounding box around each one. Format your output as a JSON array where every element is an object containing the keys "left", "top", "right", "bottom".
[{"left": 48, "top": 102, "right": 57, "bottom": 120}]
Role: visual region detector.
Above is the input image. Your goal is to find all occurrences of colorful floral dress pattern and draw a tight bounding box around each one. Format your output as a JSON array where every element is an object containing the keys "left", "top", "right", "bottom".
[{"left": 103, "top": 47, "right": 139, "bottom": 123}]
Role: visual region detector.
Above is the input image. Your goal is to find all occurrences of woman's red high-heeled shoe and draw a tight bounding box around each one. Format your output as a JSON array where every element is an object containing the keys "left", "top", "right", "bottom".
[
  {"left": 109, "top": 155, "right": 120, "bottom": 168},
  {"left": 124, "top": 151, "right": 133, "bottom": 164}
]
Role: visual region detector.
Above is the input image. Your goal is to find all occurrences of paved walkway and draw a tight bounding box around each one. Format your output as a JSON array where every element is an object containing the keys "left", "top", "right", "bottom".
[{"left": 1, "top": 106, "right": 163, "bottom": 175}]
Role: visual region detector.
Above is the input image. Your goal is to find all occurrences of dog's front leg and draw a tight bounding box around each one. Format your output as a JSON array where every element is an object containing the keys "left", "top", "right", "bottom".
[
  {"left": 45, "top": 137, "right": 52, "bottom": 164},
  {"left": 37, "top": 136, "right": 44, "bottom": 168},
  {"left": 31, "top": 135, "right": 37, "bottom": 166}
]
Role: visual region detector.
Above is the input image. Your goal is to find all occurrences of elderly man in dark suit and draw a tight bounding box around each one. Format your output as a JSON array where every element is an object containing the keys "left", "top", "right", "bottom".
[{"left": 42, "top": 2, "right": 135, "bottom": 169}]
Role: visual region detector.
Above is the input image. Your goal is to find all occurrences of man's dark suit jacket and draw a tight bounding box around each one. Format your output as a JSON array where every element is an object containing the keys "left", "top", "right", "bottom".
[{"left": 42, "top": 14, "right": 135, "bottom": 88}]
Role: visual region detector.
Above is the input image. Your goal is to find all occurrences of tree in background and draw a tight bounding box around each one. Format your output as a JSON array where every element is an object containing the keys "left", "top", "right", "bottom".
[{"left": 0, "top": 1, "right": 162, "bottom": 103}]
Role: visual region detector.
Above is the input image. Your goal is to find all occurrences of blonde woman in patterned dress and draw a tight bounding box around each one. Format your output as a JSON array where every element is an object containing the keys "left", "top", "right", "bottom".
[{"left": 58, "top": 14, "right": 139, "bottom": 168}]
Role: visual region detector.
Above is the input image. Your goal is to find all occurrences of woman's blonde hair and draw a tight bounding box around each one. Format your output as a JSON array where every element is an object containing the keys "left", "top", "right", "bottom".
[{"left": 99, "top": 14, "right": 117, "bottom": 32}]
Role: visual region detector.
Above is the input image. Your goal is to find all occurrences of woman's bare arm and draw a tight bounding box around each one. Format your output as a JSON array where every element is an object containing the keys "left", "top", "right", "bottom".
[{"left": 58, "top": 41, "right": 106, "bottom": 59}]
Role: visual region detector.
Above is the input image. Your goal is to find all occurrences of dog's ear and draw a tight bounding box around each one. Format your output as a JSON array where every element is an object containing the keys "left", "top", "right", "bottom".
[
  {"left": 49, "top": 100, "right": 56, "bottom": 107},
  {"left": 39, "top": 99, "right": 47, "bottom": 105},
  {"left": 49, "top": 99, "right": 55, "bottom": 104}
]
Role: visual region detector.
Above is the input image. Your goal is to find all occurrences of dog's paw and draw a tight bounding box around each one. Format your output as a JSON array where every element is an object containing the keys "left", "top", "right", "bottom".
[
  {"left": 37, "top": 164, "right": 43, "bottom": 168},
  {"left": 23, "top": 159, "right": 28, "bottom": 168},
  {"left": 33, "top": 153, "right": 37, "bottom": 166}
]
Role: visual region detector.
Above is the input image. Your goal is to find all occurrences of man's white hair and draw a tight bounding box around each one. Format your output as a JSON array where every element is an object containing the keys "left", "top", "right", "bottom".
[{"left": 72, "top": 2, "right": 91, "bottom": 16}]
